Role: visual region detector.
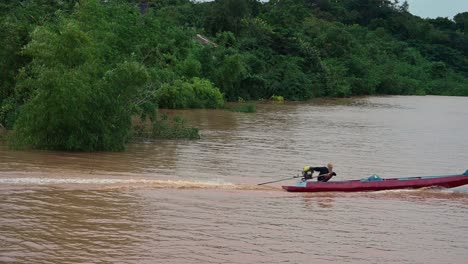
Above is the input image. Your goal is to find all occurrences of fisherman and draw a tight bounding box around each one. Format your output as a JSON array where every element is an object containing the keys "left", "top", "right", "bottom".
[{"left": 302, "top": 163, "right": 336, "bottom": 182}]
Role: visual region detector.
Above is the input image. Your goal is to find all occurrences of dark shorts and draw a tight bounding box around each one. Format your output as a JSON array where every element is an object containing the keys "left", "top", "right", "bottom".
[{"left": 317, "top": 175, "right": 330, "bottom": 182}]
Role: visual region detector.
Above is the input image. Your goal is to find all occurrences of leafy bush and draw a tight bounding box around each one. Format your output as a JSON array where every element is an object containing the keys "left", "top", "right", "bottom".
[
  {"left": 270, "top": 95, "right": 284, "bottom": 101},
  {"left": 12, "top": 60, "right": 149, "bottom": 151},
  {"left": 0, "top": 97, "right": 17, "bottom": 129},
  {"left": 156, "top": 78, "right": 224, "bottom": 109}
]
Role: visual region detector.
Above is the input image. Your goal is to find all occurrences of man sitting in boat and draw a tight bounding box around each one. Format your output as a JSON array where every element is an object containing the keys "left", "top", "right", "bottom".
[{"left": 302, "top": 163, "right": 336, "bottom": 182}]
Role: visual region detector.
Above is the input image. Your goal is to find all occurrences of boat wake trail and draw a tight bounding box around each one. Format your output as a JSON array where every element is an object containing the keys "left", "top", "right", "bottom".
[{"left": 0, "top": 177, "right": 277, "bottom": 191}]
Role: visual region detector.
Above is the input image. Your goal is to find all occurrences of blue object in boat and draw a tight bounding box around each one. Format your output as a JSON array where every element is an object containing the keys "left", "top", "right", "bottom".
[{"left": 360, "top": 174, "right": 383, "bottom": 182}]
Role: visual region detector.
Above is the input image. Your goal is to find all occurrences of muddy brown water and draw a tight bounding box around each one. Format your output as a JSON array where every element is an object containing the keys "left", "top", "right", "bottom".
[{"left": 1, "top": 96, "right": 467, "bottom": 263}]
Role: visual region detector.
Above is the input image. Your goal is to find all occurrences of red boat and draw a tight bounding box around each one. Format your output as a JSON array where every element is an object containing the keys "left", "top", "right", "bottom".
[{"left": 282, "top": 171, "right": 468, "bottom": 192}]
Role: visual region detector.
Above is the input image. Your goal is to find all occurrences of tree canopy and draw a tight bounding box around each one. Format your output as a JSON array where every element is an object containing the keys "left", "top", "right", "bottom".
[{"left": 1, "top": 0, "right": 467, "bottom": 150}]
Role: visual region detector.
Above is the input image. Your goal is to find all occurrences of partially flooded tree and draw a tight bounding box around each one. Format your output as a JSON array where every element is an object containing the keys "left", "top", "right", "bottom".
[{"left": 12, "top": 1, "right": 151, "bottom": 151}]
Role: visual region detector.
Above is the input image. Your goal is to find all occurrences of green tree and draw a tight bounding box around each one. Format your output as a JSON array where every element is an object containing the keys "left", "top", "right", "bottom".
[
  {"left": 12, "top": 2, "right": 152, "bottom": 151},
  {"left": 454, "top": 12, "right": 468, "bottom": 33},
  {"left": 213, "top": 53, "right": 247, "bottom": 101},
  {"left": 205, "top": 0, "right": 251, "bottom": 34}
]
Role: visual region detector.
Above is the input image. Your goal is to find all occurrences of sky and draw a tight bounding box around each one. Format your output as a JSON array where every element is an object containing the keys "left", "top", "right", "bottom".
[
  {"left": 196, "top": 0, "right": 468, "bottom": 20},
  {"left": 405, "top": 0, "right": 468, "bottom": 19}
]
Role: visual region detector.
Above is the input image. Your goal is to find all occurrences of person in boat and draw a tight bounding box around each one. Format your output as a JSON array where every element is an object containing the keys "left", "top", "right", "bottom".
[{"left": 302, "top": 163, "right": 336, "bottom": 182}]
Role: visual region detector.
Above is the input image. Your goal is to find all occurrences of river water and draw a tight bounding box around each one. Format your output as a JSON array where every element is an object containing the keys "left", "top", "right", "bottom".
[{"left": 1, "top": 96, "right": 467, "bottom": 263}]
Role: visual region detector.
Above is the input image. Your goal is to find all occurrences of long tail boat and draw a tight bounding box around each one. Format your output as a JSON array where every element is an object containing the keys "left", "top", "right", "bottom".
[{"left": 282, "top": 170, "right": 468, "bottom": 192}]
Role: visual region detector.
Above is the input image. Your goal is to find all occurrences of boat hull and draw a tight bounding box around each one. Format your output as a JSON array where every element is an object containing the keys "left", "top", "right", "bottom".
[{"left": 282, "top": 174, "right": 468, "bottom": 192}]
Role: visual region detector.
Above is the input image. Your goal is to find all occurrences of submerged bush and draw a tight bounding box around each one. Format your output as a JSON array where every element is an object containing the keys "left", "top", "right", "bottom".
[
  {"left": 12, "top": 61, "right": 149, "bottom": 151},
  {"left": 132, "top": 113, "right": 200, "bottom": 140},
  {"left": 156, "top": 78, "right": 224, "bottom": 109},
  {"left": 226, "top": 103, "right": 256, "bottom": 113},
  {"left": 151, "top": 114, "right": 200, "bottom": 140}
]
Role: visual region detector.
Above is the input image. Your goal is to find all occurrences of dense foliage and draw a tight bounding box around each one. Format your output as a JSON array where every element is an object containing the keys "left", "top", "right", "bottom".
[
  {"left": 1, "top": 0, "right": 467, "bottom": 150},
  {"left": 156, "top": 78, "right": 224, "bottom": 109}
]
